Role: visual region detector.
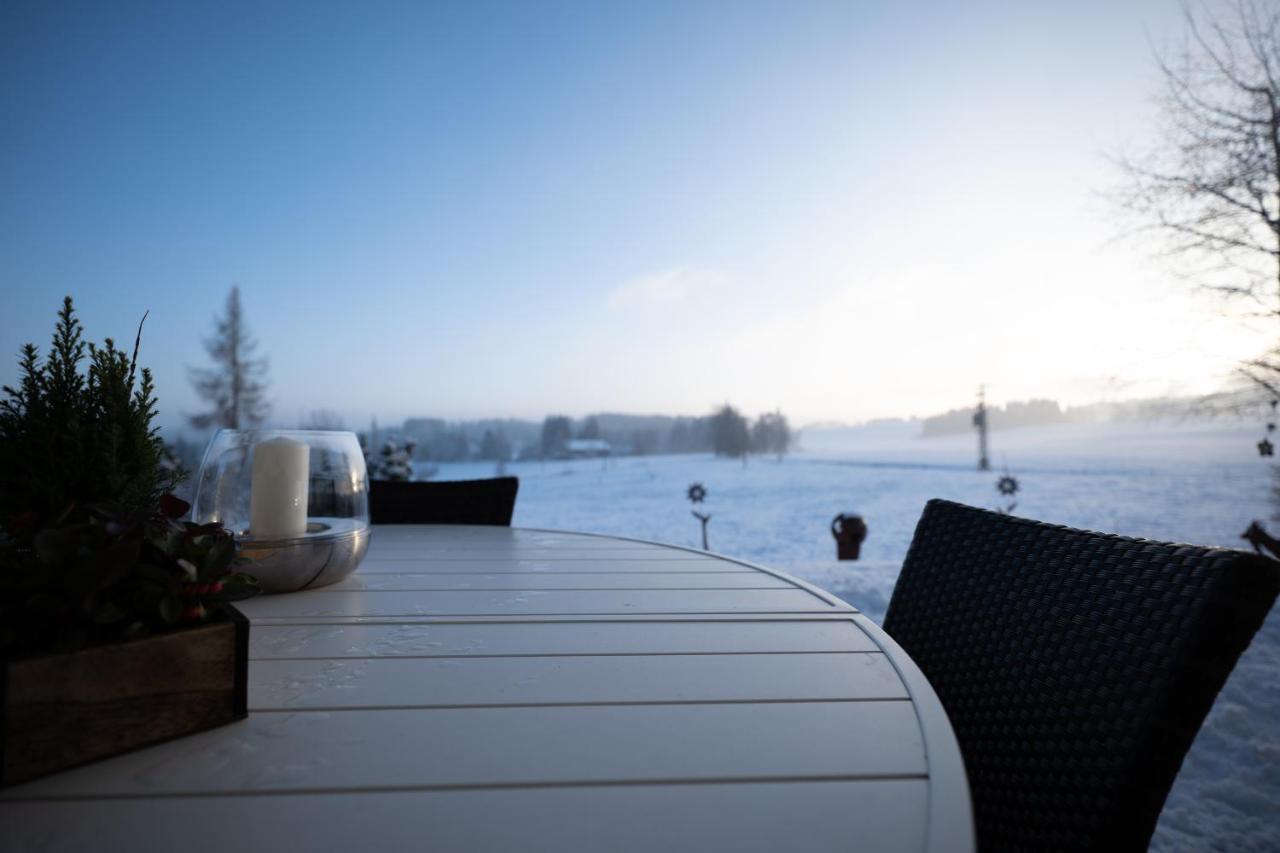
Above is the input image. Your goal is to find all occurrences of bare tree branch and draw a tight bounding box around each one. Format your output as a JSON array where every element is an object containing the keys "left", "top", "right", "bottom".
[{"left": 1111, "top": 2, "right": 1280, "bottom": 411}]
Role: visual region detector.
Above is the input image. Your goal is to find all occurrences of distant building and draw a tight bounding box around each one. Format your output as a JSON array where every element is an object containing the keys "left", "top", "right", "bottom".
[{"left": 563, "top": 438, "right": 611, "bottom": 458}]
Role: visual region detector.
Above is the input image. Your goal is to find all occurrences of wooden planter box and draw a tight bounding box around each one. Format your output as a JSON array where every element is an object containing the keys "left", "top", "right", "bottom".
[{"left": 0, "top": 604, "right": 248, "bottom": 787}]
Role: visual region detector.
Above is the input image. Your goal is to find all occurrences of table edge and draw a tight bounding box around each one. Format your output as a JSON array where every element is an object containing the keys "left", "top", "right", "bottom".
[
  {"left": 851, "top": 613, "right": 975, "bottom": 853},
  {"left": 496, "top": 525, "right": 853, "bottom": 610}
]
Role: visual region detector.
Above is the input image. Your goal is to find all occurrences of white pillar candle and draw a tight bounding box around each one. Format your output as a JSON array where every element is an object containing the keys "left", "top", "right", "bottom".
[{"left": 249, "top": 436, "right": 310, "bottom": 539}]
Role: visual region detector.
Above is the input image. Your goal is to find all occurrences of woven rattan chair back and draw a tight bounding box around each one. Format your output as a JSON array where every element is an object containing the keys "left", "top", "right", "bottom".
[
  {"left": 368, "top": 477, "right": 519, "bottom": 525},
  {"left": 883, "top": 499, "right": 1279, "bottom": 852}
]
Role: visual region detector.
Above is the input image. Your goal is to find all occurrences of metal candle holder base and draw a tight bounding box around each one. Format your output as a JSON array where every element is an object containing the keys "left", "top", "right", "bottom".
[{"left": 236, "top": 518, "right": 371, "bottom": 594}]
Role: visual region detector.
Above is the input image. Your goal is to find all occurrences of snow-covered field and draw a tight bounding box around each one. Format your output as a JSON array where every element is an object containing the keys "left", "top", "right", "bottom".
[{"left": 418, "top": 420, "right": 1277, "bottom": 852}]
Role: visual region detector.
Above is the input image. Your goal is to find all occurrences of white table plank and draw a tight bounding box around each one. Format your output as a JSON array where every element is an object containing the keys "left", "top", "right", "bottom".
[
  {"left": 0, "top": 780, "right": 929, "bottom": 853},
  {"left": 367, "top": 529, "right": 657, "bottom": 548},
  {"left": 370, "top": 540, "right": 669, "bottom": 551},
  {"left": 328, "top": 571, "right": 792, "bottom": 590},
  {"left": 357, "top": 557, "right": 745, "bottom": 572},
  {"left": 363, "top": 549, "right": 721, "bottom": 561},
  {"left": 236, "top": 588, "right": 839, "bottom": 618},
  {"left": 4, "top": 702, "right": 925, "bottom": 799},
  {"left": 249, "top": 652, "right": 908, "bottom": 709},
  {"left": 248, "top": 618, "right": 881, "bottom": 658},
  {"left": 368, "top": 528, "right": 613, "bottom": 538}
]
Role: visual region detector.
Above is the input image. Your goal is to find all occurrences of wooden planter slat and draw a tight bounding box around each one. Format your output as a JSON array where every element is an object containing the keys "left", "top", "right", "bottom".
[{"left": 1, "top": 604, "right": 248, "bottom": 787}]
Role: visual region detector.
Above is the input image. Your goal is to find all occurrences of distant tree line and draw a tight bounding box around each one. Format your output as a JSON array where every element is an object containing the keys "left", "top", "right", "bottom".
[
  {"left": 917, "top": 397, "right": 1182, "bottom": 438},
  {"left": 400, "top": 418, "right": 531, "bottom": 462},
  {"left": 368, "top": 408, "right": 793, "bottom": 463},
  {"left": 706, "top": 406, "right": 793, "bottom": 463},
  {"left": 921, "top": 399, "right": 1073, "bottom": 438},
  {"left": 539, "top": 406, "right": 791, "bottom": 462}
]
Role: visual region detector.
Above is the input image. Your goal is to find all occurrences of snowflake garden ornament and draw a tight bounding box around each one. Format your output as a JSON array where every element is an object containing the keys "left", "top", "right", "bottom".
[
  {"left": 995, "top": 472, "right": 1020, "bottom": 515},
  {"left": 686, "top": 482, "right": 711, "bottom": 549}
]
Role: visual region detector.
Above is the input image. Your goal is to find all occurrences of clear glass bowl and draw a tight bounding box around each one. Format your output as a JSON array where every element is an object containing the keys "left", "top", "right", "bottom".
[{"left": 191, "top": 429, "right": 371, "bottom": 593}]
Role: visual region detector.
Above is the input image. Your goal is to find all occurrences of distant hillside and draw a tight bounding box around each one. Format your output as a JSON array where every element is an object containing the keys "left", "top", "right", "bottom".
[
  {"left": 918, "top": 397, "right": 1183, "bottom": 438},
  {"left": 396, "top": 411, "right": 724, "bottom": 459},
  {"left": 798, "top": 397, "right": 1212, "bottom": 449},
  {"left": 921, "top": 399, "right": 1069, "bottom": 437}
]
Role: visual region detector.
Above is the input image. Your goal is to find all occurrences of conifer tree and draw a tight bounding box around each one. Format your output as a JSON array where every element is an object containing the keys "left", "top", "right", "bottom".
[{"left": 188, "top": 286, "right": 270, "bottom": 429}]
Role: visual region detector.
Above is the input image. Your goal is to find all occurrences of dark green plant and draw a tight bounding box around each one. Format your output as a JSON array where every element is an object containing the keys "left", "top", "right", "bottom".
[
  {"left": 0, "top": 298, "right": 260, "bottom": 657},
  {"left": 0, "top": 297, "right": 181, "bottom": 532},
  {"left": 0, "top": 495, "right": 259, "bottom": 656}
]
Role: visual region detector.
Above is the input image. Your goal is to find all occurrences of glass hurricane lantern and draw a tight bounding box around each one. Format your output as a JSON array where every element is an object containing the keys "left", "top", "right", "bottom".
[{"left": 191, "top": 429, "right": 371, "bottom": 593}]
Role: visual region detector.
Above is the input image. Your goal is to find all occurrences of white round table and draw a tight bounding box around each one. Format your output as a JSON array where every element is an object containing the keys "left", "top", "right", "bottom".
[{"left": 1, "top": 526, "right": 974, "bottom": 853}]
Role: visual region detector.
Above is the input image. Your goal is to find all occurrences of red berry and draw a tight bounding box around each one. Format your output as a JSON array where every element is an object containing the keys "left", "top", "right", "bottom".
[
  {"left": 12, "top": 511, "right": 39, "bottom": 533},
  {"left": 210, "top": 581, "right": 224, "bottom": 594},
  {"left": 197, "top": 583, "right": 211, "bottom": 596},
  {"left": 159, "top": 493, "right": 190, "bottom": 519}
]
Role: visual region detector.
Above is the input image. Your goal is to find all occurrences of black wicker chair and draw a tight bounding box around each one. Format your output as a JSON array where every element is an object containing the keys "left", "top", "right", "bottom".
[
  {"left": 882, "top": 499, "right": 1279, "bottom": 853},
  {"left": 368, "top": 477, "right": 519, "bottom": 525}
]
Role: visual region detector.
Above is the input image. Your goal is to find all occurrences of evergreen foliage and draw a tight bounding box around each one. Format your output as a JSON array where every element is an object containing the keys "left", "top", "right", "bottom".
[
  {"left": 0, "top": 297, "right": 180, "bottom": 530},
  {"left": 751, "top": 410, "right": 792, "bottom": 459},
  {"left": 366, "top": 437, "right": 417, "bottom": 481},
  {"left": 0, "top": 299, "right": 259, "bottom": 656},
  {"left": 188, "top": 286, "right": 270, "bottom": 429},
  {"left": 578, "top": 416, "right": 601, "bottom": 440},
  {"left": 540, "top": 415, "right": 573, "bottom": 458},
  {"left": 479, "top": 429, "right": 510, "bottom": 461},
  {"left": 711, "top": 404, "right": 750, "bottom": 460}
]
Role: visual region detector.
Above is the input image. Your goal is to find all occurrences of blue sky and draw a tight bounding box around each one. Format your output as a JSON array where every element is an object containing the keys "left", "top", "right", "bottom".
[{"left": 0, "top": 1, "right": 1263, "bottom": 430}]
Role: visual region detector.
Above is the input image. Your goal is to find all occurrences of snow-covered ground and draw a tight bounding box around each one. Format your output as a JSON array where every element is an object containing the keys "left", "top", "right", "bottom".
[{"left": 418, "top": 420, "right": 1277, "bottom": 852}]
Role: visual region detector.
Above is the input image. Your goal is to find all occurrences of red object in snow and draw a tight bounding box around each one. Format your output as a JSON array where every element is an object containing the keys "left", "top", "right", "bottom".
[{"left": 831, "top": 513, "right": 868, "bottom": 561}]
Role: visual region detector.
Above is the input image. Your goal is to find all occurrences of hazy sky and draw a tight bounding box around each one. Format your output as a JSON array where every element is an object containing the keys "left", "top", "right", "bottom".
[{"left": 1, "top": 0, "right": 1267, "bottom": 430}]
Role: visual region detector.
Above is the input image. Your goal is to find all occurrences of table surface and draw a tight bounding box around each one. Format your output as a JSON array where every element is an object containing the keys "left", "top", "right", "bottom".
[{"left": 1, "top": 526, "right": 974, "bottom": 853}]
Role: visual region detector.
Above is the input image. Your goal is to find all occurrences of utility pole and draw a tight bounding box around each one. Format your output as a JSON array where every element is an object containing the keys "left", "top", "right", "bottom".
[{"left": 973, "top": 386, "right": 990, "bottom": 471}]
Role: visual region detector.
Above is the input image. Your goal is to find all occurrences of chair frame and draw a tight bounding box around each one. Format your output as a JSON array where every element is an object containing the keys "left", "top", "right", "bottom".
[{"left": 368, "top": 476, "right": 519, "bottom": 526}]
